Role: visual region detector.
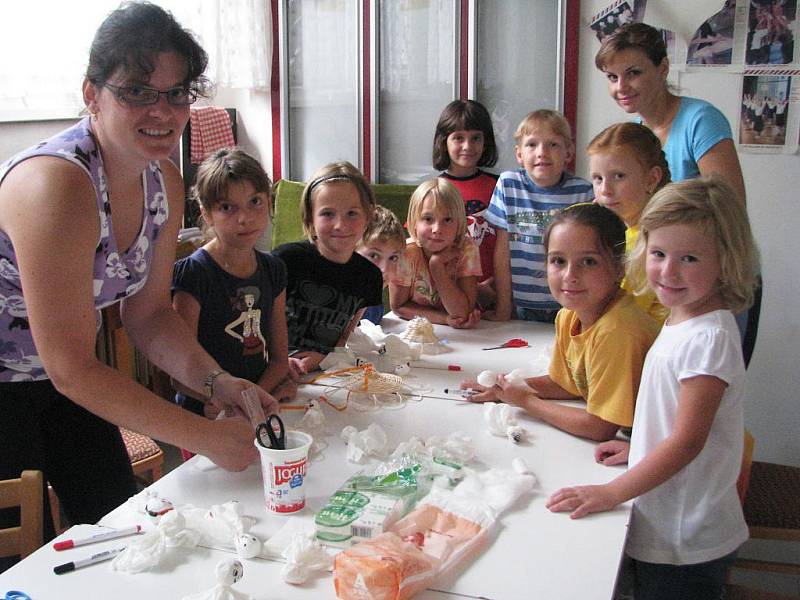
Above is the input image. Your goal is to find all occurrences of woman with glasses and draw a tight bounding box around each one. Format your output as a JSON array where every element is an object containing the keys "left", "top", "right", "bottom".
[{"left": 0, "top": 2, "right": 276, "bottom": 550}]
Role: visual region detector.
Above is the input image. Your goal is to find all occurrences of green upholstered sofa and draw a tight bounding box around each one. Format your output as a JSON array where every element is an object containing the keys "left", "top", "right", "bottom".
[{"left": 271, "top": 179, "right": 416, "bottom": 249}]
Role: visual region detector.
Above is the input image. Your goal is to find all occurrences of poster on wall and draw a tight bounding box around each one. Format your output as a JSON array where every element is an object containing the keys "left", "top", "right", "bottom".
[
  {"left": 738, "top": 69, "right": 799, "bottom": 153},
  {"left": 590, "top": 0, "right": 638, "bottom": 42},
  {"left": 745, "top": 0, "right": 797, "bottom": 66},
  {"left": 687, "top": 0, "right": 740, "bottom": 65},
  {"left": 590, "top": 0, "right": 677, "bottom": 63}
]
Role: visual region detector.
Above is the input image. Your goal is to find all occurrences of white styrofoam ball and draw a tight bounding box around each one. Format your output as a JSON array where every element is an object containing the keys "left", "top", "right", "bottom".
[
  {"left": 234, "top": 533, "right": 262, "bottom": 559},
  {"left": 476, "top": 370, "right": 498, "bottom": 387}
]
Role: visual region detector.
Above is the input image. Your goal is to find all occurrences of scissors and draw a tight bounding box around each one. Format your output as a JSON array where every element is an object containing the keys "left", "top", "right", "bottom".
[
  {"left": 256, "top": 414, "right": 286, "bottom": 450},
  {"left": 6, "top": 592, "right": 32, "bottom": 600}
]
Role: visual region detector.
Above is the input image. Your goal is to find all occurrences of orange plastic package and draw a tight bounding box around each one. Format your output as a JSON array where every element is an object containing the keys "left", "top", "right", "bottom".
[
  {"left": 333, "top": 491, "right": 491, "bottom": 600},
  {"left": 333, "top": 532, "right": 436, "bottom": 600}
]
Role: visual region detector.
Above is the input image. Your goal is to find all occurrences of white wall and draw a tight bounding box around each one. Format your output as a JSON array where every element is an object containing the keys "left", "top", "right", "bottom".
[{"left": 578, "top": 0, "right": 800, "bottom": 467}]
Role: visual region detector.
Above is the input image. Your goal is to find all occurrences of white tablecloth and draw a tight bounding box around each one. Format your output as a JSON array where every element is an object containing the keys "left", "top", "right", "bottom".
[{"left": 0, "top": 316, "right": 630, "bottom": 600}]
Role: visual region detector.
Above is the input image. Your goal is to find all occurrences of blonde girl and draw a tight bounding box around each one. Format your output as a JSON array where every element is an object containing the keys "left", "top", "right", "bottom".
[
  {"left": 588, "top": 122, "right": 671, "bottom": 321},
  {"left": 272, "top": 162, "right": 383, "bottom": 379},
  {"left": 547, "top": 177, "right": 758, "bottom": 600},
  {"left": 172, "top": 148, "right": 294, "bottom": 417},
  {"left": 465, "top": 203, "right": 658, "bottom": 441},
  {"left": 390, "top": 178, "right": 482, "bottom": 328}
]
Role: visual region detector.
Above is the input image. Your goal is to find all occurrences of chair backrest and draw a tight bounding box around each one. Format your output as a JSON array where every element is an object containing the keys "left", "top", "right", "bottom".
[{"left": 0, "top": 470, "right": 44, "bottom": 559}]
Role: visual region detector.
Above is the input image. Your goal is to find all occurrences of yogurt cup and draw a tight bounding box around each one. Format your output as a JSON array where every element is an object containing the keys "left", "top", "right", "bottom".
[{"left": 255, "top": 430, "right": 313, "bottom": 514}]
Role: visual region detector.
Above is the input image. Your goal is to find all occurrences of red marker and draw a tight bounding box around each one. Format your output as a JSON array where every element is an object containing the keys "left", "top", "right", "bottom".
[
  {"left": 53, "top": 525, "right": 142, "bottom": 551},
  {"left": 409, "top": 361, "right": 461, "bottom": 371}
]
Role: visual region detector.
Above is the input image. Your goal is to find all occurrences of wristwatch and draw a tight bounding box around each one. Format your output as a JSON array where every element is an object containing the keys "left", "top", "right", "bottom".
[{"left": 203, "top": 369, "right": 227, "bottom": 401}]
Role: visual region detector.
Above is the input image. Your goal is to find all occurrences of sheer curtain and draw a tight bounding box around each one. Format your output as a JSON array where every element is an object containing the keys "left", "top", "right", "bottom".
[{"left": 0, "top": 0, "right": 270, "bottom": 115}]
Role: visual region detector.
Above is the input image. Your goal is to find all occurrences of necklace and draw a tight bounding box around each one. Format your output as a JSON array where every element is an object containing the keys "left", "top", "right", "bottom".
[{"left": 206, "top": 241, "right": 257, "bottom": 278}]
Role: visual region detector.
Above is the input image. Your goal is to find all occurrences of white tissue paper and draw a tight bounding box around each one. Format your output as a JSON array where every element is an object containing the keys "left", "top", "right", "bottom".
[
  {"left": 112, "top": 500, "right": 261, "bottom": 572},
  {"left": 452, "top": 462, "right": 537, "bottom": 516},
  {"left": 319, "top": 321, "right": 419, "bottom": 375},
  {"left": 281, "top": 532, "right": 333, "bottom": 584},
  {"left": 182, "top": 502, "right": 256, "bottom": 550},
  {"left": 295, "top": 399, "right": 328, "bottom": 457},
  {"left": 111, "top": 510, "right": 200, "bottom": 573},
  {"left": 483, "top": 403, "right": 527, "bottom": 444},
  {"left": 182, "top": 558, "right": 253, "bottom": 600},
  {"left": 342, "top": 423, "right": 389, "bottom": 463}
]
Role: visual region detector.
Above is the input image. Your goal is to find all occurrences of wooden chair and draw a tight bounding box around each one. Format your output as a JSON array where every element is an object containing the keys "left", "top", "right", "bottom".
[
  {"left": 0, "top": 470, "right": 44, "bottom": 559},
  {"left": 119, "top": 427, "right": 165, "bottom": 484},
  {"left": 736, "top": 460, "right": 800, "bottom": 575},
  {"left": 49, "top": 428, "right": 164, "bottom": 534}
]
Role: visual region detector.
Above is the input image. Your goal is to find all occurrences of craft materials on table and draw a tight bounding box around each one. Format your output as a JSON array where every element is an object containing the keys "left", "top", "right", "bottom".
[
  {"left": 408, "top": 361, "right": 461, "bottom": 371},
  {"left": 308, "top": 363, "right": 413, "bottom": 411},
  {"left": 54, "top": 545, "right": 127, "bottom": 574},
  {"left": 253, "top": 428, "right": 313, "bottom": 513},
  {"left": 482, "top": 337, "right": 529, "bottom": 351},
  {"left": 333, "top": 460, "right": 536, "bottom": 600},
  {"left": 443, "top": 388, "right": 477, "bottom": 397},
  {"left": 484, "top": 403, "right": 527, "bottom": 444},
  {"left": 255, "top": 414, "right": 286, "bottom": 450},
  {"left": 181, "top": 558, "right": 252, "bottom": 600},
  {"left": 53, "top": 525, "right": 142, "bottom": 550}
]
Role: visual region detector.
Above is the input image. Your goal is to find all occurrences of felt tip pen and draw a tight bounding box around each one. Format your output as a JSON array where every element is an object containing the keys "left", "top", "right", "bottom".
[
  {"left": 53, "top": 525, "right": 142, "bottom": 551},
  {"left": 443, "top": 388, "right": 477, "bottom": 396},
  {"left": 409, "top": 362, "right": 461, "bottom": 371},
  {"left": 53, "top": 546, "right": 126, "bottom": 574}
]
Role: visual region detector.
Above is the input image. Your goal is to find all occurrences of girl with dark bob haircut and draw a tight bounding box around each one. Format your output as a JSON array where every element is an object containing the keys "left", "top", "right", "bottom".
[{"left": 432, "top": 99, "right": 498, "bottom": 170}]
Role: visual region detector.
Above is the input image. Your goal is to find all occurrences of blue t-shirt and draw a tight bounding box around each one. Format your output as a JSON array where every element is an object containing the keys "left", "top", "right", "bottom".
[
  {"left": 660, "top": 96, "right": 732, "bottom": 183},
  {"left": 485, "top": 169, "right": 594, "bottom": 312}
]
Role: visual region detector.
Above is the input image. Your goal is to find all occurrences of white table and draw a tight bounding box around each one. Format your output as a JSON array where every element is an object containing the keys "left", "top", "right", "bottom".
[{"left": 0, "top": 317, "right": 631, "bottom": 600}]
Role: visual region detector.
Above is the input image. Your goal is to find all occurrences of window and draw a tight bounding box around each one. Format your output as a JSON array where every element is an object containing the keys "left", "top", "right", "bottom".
[{"left": 272, "top": 0, "right": 578, "bottom": 183}]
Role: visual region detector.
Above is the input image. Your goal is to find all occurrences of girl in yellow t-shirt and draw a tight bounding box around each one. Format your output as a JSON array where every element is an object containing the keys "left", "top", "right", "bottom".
[{"left": 464, "top": 204, "right": 659, "bottom": 441}]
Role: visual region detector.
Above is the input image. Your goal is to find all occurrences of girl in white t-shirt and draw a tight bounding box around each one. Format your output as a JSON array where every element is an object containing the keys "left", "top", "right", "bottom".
[{"left": 547, "top": 176, "right": 759, "bottom": 599}]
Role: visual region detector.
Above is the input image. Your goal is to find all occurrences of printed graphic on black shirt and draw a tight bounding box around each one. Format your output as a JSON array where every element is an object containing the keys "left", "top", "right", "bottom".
[
  {"left": 225, "top": 285, "right": 267, "bottom": 360},
  {"left": 286, "top": 280, "right": 361, "bottom": 353}
]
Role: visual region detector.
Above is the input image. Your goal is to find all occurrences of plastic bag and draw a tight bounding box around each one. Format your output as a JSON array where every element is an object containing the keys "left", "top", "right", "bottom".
[
  {"left": 333, "top": 533, "right": 437, "bottom": 600},
  {"left": 332, "top": 462, "right": 535, "bottom": 600}
]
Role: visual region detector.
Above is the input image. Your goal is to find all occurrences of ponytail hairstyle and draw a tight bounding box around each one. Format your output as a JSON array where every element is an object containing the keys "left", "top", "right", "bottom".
[{"left": 587, "top": 122, "right": 671, "bottom": 193}]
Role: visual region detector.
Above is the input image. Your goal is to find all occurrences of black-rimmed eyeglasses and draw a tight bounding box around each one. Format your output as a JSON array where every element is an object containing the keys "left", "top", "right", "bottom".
[{"left": 103, "top": 83, "right": 197, "bottom": 106}]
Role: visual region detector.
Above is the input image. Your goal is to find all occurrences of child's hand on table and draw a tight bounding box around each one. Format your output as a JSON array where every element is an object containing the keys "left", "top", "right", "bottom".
[
  {"left": 494, "top": 373, "right": 538, "bottom": 410},
  {"left": 288, "top": 352, "right": 324, "bottom": 381},
  {"left": 272, "top": 376, "right": 298, "bottom": 403},
  {"left": 546, "top": 483, "right": 621, "bottom": 519},
  {"left": 447, "top": 308, "right": 481, "bottom": 329},
  {"left": 595, "top": 440, "right": 630, "bottom": 466},
  {"left": 461, "top": 381, "right": 498, "bottom": 402}
]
